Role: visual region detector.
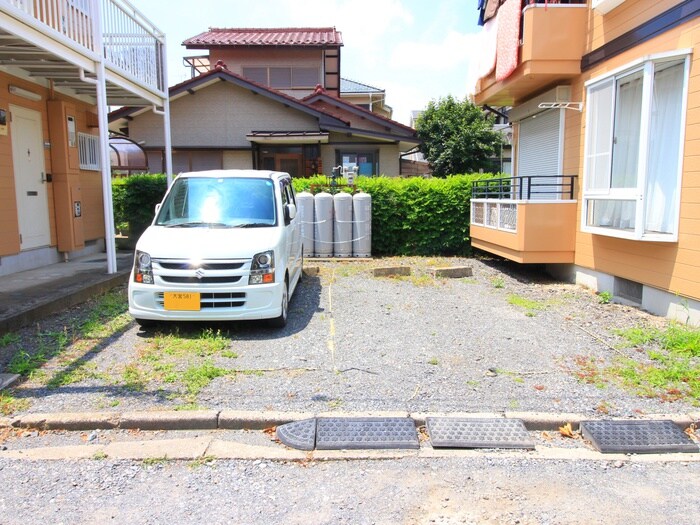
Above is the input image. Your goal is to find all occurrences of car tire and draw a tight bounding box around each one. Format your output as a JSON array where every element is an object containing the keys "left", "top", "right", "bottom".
[{"left": 269, "top": 279, "right": 289, "bottom": 328}]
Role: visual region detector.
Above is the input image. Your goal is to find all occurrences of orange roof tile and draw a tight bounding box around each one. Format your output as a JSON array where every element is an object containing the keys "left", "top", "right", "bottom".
[{"left": 183, "top": 27, "right": 343, "bottom": 47}]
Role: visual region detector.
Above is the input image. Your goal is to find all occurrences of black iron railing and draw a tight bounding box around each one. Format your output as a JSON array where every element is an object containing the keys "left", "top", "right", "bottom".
[{"left": 472, "top": 175, "right": 577, "bottom": 200}]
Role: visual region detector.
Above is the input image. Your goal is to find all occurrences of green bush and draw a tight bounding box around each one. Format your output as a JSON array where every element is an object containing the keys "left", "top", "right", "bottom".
[
  {"left": 293, "top": 174, "right": 493, "bottom": 256},
  {"left": 113, "top": 174, "right": 167, "bottom": 240},
  {"left": 114, "top": 172, "right": 494, "bottom": 256}
]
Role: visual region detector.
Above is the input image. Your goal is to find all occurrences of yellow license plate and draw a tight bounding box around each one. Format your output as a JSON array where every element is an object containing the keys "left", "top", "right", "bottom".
[{"left": 164, "top": 292, "right": 201, "bottom": 311}]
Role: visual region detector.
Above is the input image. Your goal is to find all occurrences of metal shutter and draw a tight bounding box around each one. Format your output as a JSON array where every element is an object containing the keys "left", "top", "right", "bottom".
[{"left": 517, "top": 109, "right": 561, "bottom": 200}]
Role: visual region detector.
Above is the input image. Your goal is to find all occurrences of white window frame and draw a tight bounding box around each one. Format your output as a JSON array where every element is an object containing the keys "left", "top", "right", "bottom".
[{"left": 581, "top": 50, "right": 691, "bottom": 242}]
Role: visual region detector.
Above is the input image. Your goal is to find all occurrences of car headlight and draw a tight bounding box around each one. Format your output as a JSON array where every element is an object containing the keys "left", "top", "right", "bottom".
[
  {"left": 249, "top": 250, "right": 275, "bottom": 285},
  {"left": 133, "top": 250, "right": 154, "bottom": 284}
]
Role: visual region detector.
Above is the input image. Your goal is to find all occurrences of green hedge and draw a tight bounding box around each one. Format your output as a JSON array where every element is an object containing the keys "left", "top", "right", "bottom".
[
  {"left": 292, "top": 174, "right": 493, "bottom": 256},
  {"left": 113, "top": 173, "right": 494, "bottom": 256},
  {"left": 113, "top": 174, "right": 167, "bottom": 240}
]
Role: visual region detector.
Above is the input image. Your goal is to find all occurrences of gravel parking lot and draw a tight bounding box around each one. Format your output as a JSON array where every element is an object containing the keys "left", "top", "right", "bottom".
[{"left": 2, "top": 256, "right": 693, "bottom": 419}]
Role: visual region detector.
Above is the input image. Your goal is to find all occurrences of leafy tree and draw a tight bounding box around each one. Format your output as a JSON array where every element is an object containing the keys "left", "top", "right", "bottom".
[{"left": 415, "top": 95, "right": 504, "bottom": 177}]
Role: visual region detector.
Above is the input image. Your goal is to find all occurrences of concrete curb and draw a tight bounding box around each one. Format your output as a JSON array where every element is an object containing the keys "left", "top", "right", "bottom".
[
  {"left": 0, "top": 271, "right": 129, "bottom": 335},
  {"left": 3, "top": 410, "right": 698, "bottom": 433}
]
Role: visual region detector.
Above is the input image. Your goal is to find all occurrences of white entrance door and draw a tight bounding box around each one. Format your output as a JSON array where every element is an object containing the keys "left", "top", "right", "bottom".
[{"left": 11, "top": 105, "right": 51, "bottom": 249}]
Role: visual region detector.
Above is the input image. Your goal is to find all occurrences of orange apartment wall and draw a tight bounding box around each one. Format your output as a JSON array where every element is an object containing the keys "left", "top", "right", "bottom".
[
  {"left": 566, "top": 12, "right": 700, "bottom": 300},
  {"left": 587, "top": 0, "right": 686, "bottom": 53},
  {"left": 0, "top": 73, "right": 104, "bottom": 257}
]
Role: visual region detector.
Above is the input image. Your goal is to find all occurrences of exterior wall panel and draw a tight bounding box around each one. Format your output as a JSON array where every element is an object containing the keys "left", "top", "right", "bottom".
[
  {"left": 130, "top": 81, "right": 319, "bottom": 148},
  {"left": 0, "top": 71, "right": 103, "bottom": 257},
  {"left": 567, "top": 9, "right": 700, "bottom": 301}
]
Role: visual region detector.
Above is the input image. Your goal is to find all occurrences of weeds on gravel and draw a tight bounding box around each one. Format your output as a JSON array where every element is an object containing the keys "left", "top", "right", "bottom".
[
  {"left": 602, "top": 324, "right": 700, "bottom": 404},
  {"left": 6, "top": 329, "right": 69, "bottom": 377},
  {"left": 149, "top": 328, "right": 229, "bottom": 358},
  {"left": 491, "top": 277, "right": 505, "bottom": 289},
  {"left": 188, "top": 455, "right": 216, "bottom": 469},
  {"left": 182, "top": 360, "right": 229, "bottom": 398},
  {"left": 0, "top": 392, "right": 29, "bottom": 415},
  {"left": 80, "top": 290, "right": 131, "bottom": 339},
  {"left": 46, "top": 362, "right": 109, "bottom": 389},
  {"left": 507, "top": 294, "right": 546, "bottom": 317},
  {"left": 598, "top": 291, "right": 613, "bottom": 304},
  {"left": 0, "top": 333, "right": 20, "bottom": 347}
]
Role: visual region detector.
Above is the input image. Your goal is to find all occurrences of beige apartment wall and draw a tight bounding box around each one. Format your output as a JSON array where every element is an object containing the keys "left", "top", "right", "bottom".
[
  {"left": 128, "top": 81, "right": 320, "bottom": 149},
  {"left": 212, "top": 48, "right": 323, "bottom": 74},
  {"left": 223, "top": 150, "right": 253, "bottom": 169},
  {"left": 566, "top": 14, "right": 700, "bottom": 300}
]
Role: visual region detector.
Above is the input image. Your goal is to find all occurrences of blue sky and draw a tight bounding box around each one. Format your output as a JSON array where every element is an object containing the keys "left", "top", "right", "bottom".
[{"left": 128, "top": 0, "right": 483, "bottom": 125}]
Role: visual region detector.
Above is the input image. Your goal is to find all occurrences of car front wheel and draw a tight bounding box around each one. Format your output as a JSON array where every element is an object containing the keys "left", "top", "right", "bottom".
[{"left": 269, "top": 279, "right": 288, "bottom": 328}]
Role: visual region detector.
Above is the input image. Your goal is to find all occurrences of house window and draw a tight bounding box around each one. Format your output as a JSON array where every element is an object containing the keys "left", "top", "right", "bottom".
[
  {"left": 582, "top": 53, "right": 689, "bottom": 241},
  {"left": 336, "top": 150, "right": 378, "bottom": 176},
  {"left": 78, "top": 132, "right": 100, "bottom": 171}
]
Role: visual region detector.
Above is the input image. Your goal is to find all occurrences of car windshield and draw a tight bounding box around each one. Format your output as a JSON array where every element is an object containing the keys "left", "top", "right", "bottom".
[{"left": 155, "top": 177, "right": 277, "bottom": 228}]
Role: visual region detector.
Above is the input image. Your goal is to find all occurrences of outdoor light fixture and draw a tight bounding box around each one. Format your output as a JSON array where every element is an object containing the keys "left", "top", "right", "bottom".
[{"left": 8, "top": 85, "right": 42, "bottom": 101}]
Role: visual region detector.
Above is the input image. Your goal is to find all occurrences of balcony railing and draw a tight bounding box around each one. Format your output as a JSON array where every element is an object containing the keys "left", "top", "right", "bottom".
[
  {"left": 472, "top": 174, "right": 577, "bottom": 200},
  {"left": 3, "top": 0, "right": 165, "bottom": 93},
  {"left": 470, "top": 175, "right": 578, "bottom": 263}
]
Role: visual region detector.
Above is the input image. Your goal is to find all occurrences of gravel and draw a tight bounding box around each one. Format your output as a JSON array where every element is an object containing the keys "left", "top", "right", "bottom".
[
  {"left": 1, "top": 256, "right": 694, "bottom": 418},
  {"left": 0, "top": 454, "right": 698, "bottom": 524}
]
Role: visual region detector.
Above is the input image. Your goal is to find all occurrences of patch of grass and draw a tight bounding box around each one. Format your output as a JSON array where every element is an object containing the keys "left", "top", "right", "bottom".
[
  {"left": 609, "top": 356, "right": 700, "bottom": 403},
  {"left": 92, "top": 450, "right": 108, "bottom": 460},
  {"left": 173, "top": 402, "right": 203, "bottom": 411},
  {"left": 594, "top": 323, "right": 700, "bottom": 404},
  {"left": 428, "top": 357, "right": 439, "bottom": 366},
  {"left": 188, "top": 455, "right": 216, "bottom": 469},
  {"left": 0, "top": 333, "right": 20, "bottom": 347},
  {"left": 151, "top": 328, "right": 230, "bottom": 358},
  {"left": 507, "top": 294, "right": 546, "bottom": 316},
  {"left": 221, "top": 350, "right": 239, "bottom": 359},
  {"left": 598, "top": 291, "right": 613, "bottom": 304},
  {"left": 7, "top": 350, "right": 47, "bottom": 376},
  {"left": 122, "top": 364, "right": 150, "bottom": 392},
  {"left": 491, "top": 277, "right": 505, "bottom": 289},
  {"left": 182, "top": 361, "right": 228, "bottom": 397},
  {"left": 142, "top": 455, "right": 169, "bottom": 466},
  {"left": 615, "top": 323, "right": 700, "bottom": 358},
  {"left": 571, "top": 355, "right": 608, "bottom": 388},
  {"left": 80, "top": 290, "right": 131, "bottom": 339},
  {"left": 46, "top": 362, "right": 108, "bottom": 389},
  {"left": 0, "top": 392, "right": 30, "bottom": 416},
  {"left": 6, "top": 329, "right": 71, "bottom": 378}
]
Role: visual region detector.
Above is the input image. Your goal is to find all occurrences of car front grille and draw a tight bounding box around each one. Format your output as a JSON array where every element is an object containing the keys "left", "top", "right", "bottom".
[
  {"left": 156, "top": 292, "right": 246, "bottom": 309},
  {"left": 160, "top": 276, "right": 242, "bottom": 284}
]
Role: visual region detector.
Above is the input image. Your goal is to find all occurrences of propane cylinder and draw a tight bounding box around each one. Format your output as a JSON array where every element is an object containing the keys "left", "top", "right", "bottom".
[
  {"left": 333, "top": 192, "right": 353, "bottom": 257},
  {"left": 352, "top": 192, "right": 372, "bottom": 257},
  {"left": 296, "top": 191, "right": 315, "bottom": 257},
  {"left": 314, "top": 192, "right": 334, "bottom": 257}
]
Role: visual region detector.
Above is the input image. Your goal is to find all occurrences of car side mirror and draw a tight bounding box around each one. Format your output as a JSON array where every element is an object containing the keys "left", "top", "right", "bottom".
[{"left": 285, "top": 203, "right": 297, "bottom": 224}]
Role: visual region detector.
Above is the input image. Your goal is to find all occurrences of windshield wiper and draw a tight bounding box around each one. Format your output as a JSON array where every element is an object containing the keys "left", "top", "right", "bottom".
[
  {"left": 164, "top": 221, "right": 229, "bottom": 228},
  {"left": 235, "top": 223, "right": 273, "bottom": 228}
]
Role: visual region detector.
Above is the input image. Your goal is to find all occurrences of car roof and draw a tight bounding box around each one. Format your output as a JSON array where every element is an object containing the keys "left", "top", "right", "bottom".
[{"left": 173, "top": 169, "right": 290, "bottom": 181}]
